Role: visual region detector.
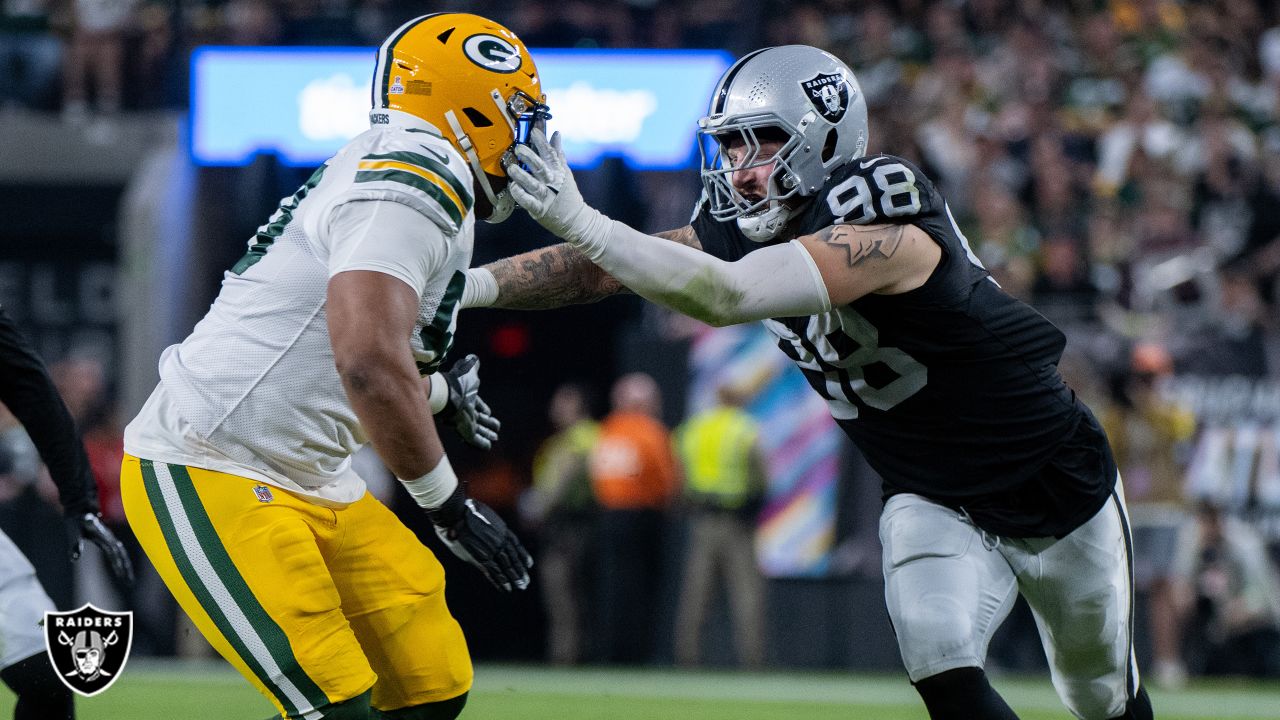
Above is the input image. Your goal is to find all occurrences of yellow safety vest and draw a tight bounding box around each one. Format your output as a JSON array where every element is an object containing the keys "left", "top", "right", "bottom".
[
  {"left": 532, "top": 420, "right": 599, "bottom": 513},
  {"left": 677, "top": 406, "right": 759, "bottom": 509}
]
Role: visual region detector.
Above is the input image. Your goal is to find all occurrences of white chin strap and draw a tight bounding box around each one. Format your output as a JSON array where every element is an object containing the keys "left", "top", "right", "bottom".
[
  {"left": 737, "top": 202, "right": 793, "bottom": 242},
  {"left": 444, "top": 110, "right": 514, "bottom": 224}
]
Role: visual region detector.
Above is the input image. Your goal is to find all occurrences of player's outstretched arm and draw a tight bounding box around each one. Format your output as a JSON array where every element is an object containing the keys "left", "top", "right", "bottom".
[
  {"left": 503, "top": 130, "right": 834, "bottom": 325},
  {"left": 462, "top": 226, "right": 702, "bottom": 311},
  {"left": 505, "top": 130, "right": 942, "bottom": 323},
  {"left": 471, "top": 243, "right": 620, "bottom": 310}
]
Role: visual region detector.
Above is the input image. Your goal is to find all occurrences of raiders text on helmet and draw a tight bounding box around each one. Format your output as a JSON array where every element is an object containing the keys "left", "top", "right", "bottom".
[
  {"left": 699, "top": 45, "right": 869, "bottom": 241},
  {"left": 371, "top": 13, "right": 549, "bottom": 223}
]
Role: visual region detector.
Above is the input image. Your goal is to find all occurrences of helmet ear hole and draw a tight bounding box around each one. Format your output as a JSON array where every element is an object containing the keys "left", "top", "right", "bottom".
[
  {"left": 821, "top": 128, "right": 838, "bottom": 163},
  {"left": 463, "top": 107, "right": 494, "bottom": 127}
]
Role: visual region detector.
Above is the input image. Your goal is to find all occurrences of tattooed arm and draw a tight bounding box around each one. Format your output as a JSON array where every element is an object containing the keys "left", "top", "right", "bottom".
[
  {"left": 481, "top": 216, "right": 833, "bottom": 326},
  {"left": 486, "top": 219, "right": 937, "bottom": 326},
  {"left": 472, "top": 226, "right": 702, "bottom": 310},
  {"left": 795, "top": 223, "right": 940, "bottom": 304}
]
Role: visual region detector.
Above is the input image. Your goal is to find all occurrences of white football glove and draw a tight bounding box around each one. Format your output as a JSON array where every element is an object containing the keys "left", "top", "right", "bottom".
[{"left": 505, "top": 130, "right": 611, "bottom": 254}]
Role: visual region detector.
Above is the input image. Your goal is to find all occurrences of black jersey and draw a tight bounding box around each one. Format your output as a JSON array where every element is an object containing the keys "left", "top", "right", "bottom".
[{"left": 692, "top": 154, "right": 1115, "bottom": 538}]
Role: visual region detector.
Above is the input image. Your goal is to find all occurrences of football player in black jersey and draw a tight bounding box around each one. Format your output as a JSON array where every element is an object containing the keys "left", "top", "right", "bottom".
[
  {"left": 0, "top": 305, "right": 135, "bottom": 720},
  {"left": 464, "top": 45, "right": 1152, "bottom": 720}
]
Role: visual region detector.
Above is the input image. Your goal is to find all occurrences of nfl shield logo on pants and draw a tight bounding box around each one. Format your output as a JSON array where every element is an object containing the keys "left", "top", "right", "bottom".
[{"left": 43, "top": 604, "right": 133, "bottom": 697}]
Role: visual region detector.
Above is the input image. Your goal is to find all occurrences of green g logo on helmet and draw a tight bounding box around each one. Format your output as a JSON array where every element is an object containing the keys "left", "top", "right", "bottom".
[{"left": 462, "top": 34, "right": 522, "bottom": 73}]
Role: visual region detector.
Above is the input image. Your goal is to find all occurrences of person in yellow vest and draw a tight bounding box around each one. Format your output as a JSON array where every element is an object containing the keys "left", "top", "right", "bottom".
[
  {"left": 524, "top": 383, "right": 599, "bottom": 665},
  {"left": 1100, "top": 342, "right": 1196, "bottom": 688},
  {"left": 673, "top": 383, "right": 767, "bottom": 668}
]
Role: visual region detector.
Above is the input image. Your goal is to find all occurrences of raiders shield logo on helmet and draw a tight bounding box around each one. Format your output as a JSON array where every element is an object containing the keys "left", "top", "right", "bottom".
[
  {"left": 43, "top": 604, "right": 133, "bottom": 697},
  {"left": 800, "top": 71, "right": 851, "bottom": 123}
]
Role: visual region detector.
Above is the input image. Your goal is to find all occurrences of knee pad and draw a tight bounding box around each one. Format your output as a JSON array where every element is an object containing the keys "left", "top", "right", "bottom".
[
  {"left": 896, "top": 594, "right": 978, "bottom": 677},
  {"left": 913, "top": 667, "right": 1019, "bottom": 720},
  {"left": 372, "top": 692, "right": 468, "bottom": 720}
]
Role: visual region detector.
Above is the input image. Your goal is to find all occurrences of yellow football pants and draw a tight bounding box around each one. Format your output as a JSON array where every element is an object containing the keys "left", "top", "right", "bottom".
[{"left": 121, "top": 455, "right": 472, "bottom": 718}]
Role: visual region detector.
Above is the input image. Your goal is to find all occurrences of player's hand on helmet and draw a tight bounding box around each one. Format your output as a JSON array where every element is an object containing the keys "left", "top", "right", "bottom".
[
  {"left": 438, "top": 354, "right": 500, "bottom": 450},
  {"left": 65, "top": 512, "right": 135, "bottom": 584},
  {"left": 505, "top": 130, "right": 592, "bottom": 240},
  {"left": 428, "top": 485, "right": 532, "bottom": 592}
]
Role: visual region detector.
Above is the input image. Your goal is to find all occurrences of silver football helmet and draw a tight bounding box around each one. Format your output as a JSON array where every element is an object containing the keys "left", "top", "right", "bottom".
[{"left": 699, "top": 45, "right": 869, "bottom": 241}]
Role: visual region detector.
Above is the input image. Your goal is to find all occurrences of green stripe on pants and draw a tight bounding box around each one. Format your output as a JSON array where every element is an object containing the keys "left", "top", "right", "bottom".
[{"left": 141, "top": 460, "right": 329, "bottom": 717}]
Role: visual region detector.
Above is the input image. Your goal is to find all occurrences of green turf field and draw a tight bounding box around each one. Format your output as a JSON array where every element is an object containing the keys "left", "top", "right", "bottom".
[{"left": 3, "top": 661, "right": 1278, "bottom": 719}]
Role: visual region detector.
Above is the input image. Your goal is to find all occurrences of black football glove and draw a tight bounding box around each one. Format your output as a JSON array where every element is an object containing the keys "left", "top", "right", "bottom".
[
  {"left": 438, "top": 354, "right": 501, "bottom": 450},
  {"left": 428, "top": 485, "right": 532, "bottom": 592},
  {"left": 64, "top": 512, "right": 135, "bottom": 584}
]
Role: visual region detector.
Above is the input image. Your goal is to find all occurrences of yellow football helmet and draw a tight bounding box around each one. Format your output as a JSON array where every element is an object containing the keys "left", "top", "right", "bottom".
[{"left": 371, "top": 13, "right": 549, "bottom": 222}]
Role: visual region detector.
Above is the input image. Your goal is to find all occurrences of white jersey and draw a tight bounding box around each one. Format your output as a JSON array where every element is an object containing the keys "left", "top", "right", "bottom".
[{"left": 126, "top": 110, "right": 475, "bottom": 506}]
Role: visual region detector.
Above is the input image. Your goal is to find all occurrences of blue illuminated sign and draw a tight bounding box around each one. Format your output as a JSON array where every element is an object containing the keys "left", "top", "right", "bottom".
[{"left": 190, "top": 47, "right": 732, "bottom": 169}]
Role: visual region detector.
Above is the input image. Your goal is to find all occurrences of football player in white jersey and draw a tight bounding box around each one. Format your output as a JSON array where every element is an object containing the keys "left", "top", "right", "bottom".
[{"left": 120, "top": 14, "right": 543, "bottom": 720}]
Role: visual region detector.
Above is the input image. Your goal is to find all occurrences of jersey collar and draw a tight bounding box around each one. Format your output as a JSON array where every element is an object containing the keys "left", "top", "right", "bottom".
[{"left": 367, "top": 109, "right": 444, "bottom": 137}]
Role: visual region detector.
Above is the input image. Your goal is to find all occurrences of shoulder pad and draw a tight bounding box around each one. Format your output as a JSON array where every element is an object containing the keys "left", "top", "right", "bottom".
[{"left": 346, "top": 130, "right": 474, "bottom": 232}]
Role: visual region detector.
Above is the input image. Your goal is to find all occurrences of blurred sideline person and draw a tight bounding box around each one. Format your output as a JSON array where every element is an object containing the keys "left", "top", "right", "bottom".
[
  {"left": 523, "top": 383, "right": 598, "bottom": 665},
  {"left": 672, "top": 383, "right": 767, "bottom": 669},
  {"left": 1099, "top": 343, "right": 1196, "bottom": 688},
  {"left": 590, "top": 373, "right": 678, "bottom": 664},
  {"left": 1170, "top": 502, "right": 1280, "bottom": 678},
  {"left": 466, "top": 46, "right": 1152, "bottom": 719},
  {"left": 0, "top": 306, "right": 134, "bottom": 720},
  {"left": 119, "top": 14, "right": 541, "bottom": 720}
]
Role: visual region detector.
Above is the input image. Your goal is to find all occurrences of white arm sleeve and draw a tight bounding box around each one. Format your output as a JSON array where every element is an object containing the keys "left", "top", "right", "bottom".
[
  {"left": 573, "top": 215, "right": 831, "bottom": 326},
  {"left": 325, "top": 199, "right": 450, "bottom": 295}
]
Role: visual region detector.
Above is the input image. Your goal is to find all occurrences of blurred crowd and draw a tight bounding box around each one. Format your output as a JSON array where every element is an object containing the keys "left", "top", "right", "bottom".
[
  {"left": 2, "top": 0, "right": 1280, "bottom": 685},
  {"left": 2, "top": 0, "right": 1277, "bottom": 342},
  {"left": 4, "top": 1, "right": 1280, "bottom": 325}
]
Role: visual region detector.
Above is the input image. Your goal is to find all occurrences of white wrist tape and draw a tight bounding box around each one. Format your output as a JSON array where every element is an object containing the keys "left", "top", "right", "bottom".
[
  {"left": 426, "top": 373, "right": 450, "bottom": 414},
  {"left": 400, "top": 455, "right": 459, "bottom": 509},
  {"left": 460, "top": 267, "right": 499, "bottom": 309}
]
